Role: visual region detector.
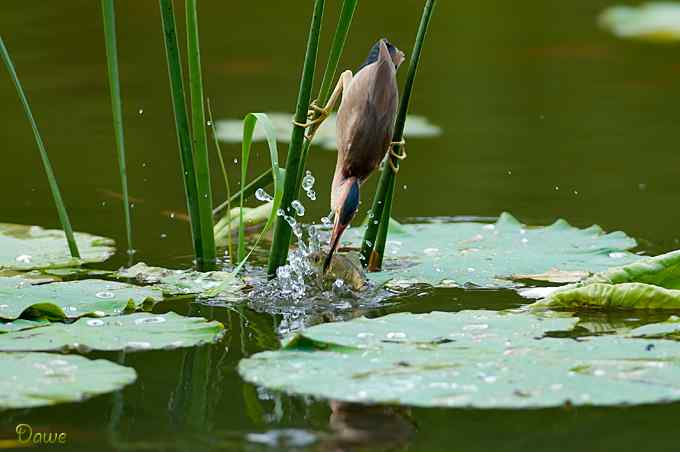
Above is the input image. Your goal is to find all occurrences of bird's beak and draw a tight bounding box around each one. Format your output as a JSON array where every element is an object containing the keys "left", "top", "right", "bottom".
[
  {"left": 322, "top": 215, "right": 349, "bottom": 274},
  {"left": 323, "top": 178, "right": 360, "bottom": 274}
]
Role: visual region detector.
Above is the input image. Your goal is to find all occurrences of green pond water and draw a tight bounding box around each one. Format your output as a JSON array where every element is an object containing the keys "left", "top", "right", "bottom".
[{"left": 3, "top": 0, "right": 680, "bottom": 450}]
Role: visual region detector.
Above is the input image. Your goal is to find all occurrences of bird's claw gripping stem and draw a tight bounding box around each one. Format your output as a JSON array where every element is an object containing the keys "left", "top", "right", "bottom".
[
  {"left": 291, "top": 100, "right": 331, "bottom": 141},
  {"left": 387, "top": 139, "right": 407, "bottom": 173}
]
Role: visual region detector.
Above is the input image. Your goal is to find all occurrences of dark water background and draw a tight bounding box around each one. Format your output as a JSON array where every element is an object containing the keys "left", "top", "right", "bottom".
[{"left": 2, "top": 0, "right": 680, "bottom": 450}]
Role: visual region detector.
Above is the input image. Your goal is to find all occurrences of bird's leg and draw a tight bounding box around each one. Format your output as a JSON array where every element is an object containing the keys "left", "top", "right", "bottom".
[
  {"left": 387, "top": 139, "right": 407, "bottom": 173},
  {"left": 291, "top": 70, "right": 354, "bottom": 142}
]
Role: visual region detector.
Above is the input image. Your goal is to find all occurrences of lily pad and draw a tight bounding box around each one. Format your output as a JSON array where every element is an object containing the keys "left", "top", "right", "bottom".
[
  {"left": 600, "top": 3, "right": 680, "bottom": 42},
  {"left": 215, "top": 113, "right": 441, "bottom": 150},
  {"left": 0, "top": 223, "right": 115, "bottom": 271},
  {"left": 239, "top": 310, "right": 680, "bottom": 408},
  {"left": 0, "top": 352, "right": 136, "bottom": 410},
  {"left": 344, "top": 213, "right": 640, "bottom": 289},
  {"left": 0, "top": 278, "right": 161, "bottom": 320},
  {"left": 0, "top": 312, "right": 225, "bottom": 352},
  {"left": 117, "top": 262, "right": 243, "bottom": 298},
  {"left": 533, "top": 250, "right": 680, "bottom": 310}
]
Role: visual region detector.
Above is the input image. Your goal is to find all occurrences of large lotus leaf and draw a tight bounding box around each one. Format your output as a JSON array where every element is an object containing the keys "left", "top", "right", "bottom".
[
  {"left": 239, "top": 310, "right": 680, "bottom": 408},
  {"left": 533, "top": 250, "right": 680, "bottom": 310},
  {"left": 117, "top": 262, "right": 243, "bottom": 299},
  {"left": 0, "top": 312, "right": 225, "bottom": 352},
  {"left": 0, "top": 223, "right": 115, "bottom": 271},
  {"left": 0, "top": 278, "right": 161, "bottom": 320},
  {"left": 215, "top": 113, "right": 441, "bottom": 150},
  {"left": 600, "top": 3, "right": 680, "bottom": 42},
  {"left": 0, "top": 352, "right": 136, "bottom": 410},
  {"left": 343, "top": 213, "right": 640, "bottom": 289}
]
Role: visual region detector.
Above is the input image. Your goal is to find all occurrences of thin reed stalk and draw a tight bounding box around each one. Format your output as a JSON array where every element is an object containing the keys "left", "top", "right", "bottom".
[
  {"left": 0, "top": 36, "right": 80, "bottom": 258},
  {"left": 159, "top": 0, "right": 205, "bottom": 269},
  {"left": 186, "top": 0, "right": 216, "bottom": 270},
  {"left": 295, "top": 0, "right": 358, "bottom": 190},
  {"left": 361, "top": 0, "right": 437, "bottom": 270},
  {"left": 207, "top": 99, "right": 234, "bottom": 264},
  {"left": 101, "top": 0, "right": 133, "bottom": 257},
  {"left": 267, "top": 0, "right": 326, "bottom": 276}
]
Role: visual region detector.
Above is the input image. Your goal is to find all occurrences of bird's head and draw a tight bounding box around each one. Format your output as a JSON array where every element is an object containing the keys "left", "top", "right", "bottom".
[
  {"left": 358, "top": 38, "right": 405, "bottom": 71},
  {"left": 323, "top": 177, "right": 360, "bottom": 273}
]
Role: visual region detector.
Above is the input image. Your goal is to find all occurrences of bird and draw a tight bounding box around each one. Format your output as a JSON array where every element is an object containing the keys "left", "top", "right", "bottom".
[{"left": 321, "top": 38, "right": 405, "bottom": 273}]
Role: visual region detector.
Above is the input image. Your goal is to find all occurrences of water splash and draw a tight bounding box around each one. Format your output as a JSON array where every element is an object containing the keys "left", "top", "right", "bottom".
[
  {"left": 302, "top": 171, "right": 317, "bottom": 201},
  {"left": 291, "top": 200, "right": 305, "bottom": 216},
  {"left": 255, "top": 188, "right": 273, "bottom": 202}
]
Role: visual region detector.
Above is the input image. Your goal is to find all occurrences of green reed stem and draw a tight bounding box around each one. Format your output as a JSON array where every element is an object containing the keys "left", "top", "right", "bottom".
[
  {"left": 295, "top": 0, "right": 358, "bottom": 190},
  {"left": 361, "top": 0, "right": 437, "bottom": 270},
  {"left": 159, "top": 0, "right": 204, "bottom": 268},
  {"left": 0, "top": 36, "right": 80, "bottom": 258},
  {"left": 207, "top": 99, "right": 234, "bottom": 264},
  {"left": 267, "top": 0, "right": 326, "bottom": 276},
  {"left": 186, "top": 0, "right": 216, "bottom": 271},
  {"left": 101, "top": 0, "right": 133, "bottom": 257}
]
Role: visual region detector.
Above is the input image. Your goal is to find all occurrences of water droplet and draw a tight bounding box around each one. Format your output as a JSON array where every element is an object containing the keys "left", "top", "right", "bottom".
[
  {"left": 386, "top": 332, "right": 406, "bottom": 339},
  {"left": 609, "top": 252, "right": 627, "bottom": 259},
  {"left": 170, "top": 212, "right": 176, "bottom": 219},
  {"left": 403, "top": 184, "right": 408, "bottom": 190},
  {"left": 134, "top": 316, "right": 166, "bottom": 325},
  {"left": 15, "top": 255, "right": 32, "bottom": 264},
  {"left": 86, "top": 319, "right": 105, "bottom": 327},
  {"left": 233, "top": 158, "right": 238, "bottom": 164},
  {"left": 96, "top": 291, "right": 115, "bottom": 299},
  {"left": 160, "top": 233, "right": 167, "bottom": 239},
  {"left": 463, "top": 324, "right": 488, "bottom": 330},
  {"left": 277, "top": 208, "right": 285, "bottom": 217},
  {"left": 554, "top": 186, "right": 560, "bottom": 191},
  {"left": 306, "top": 189, "right": 317, "bottom": 201},
  {"left": 333, "top": 279, "right": 344, "bottom": 289},
  {"left": 284, "top": 215, "right": 296, "bottom": 228},
  {"left": 302, "top": 171, "right": 315, "bottom": 191},
  {"left": 321, "top": 216, "right": 331, "bottom": 226},
  {"left": 255, "top": 188, "right": 273, "bottom": 202},
  {"left": 638, "top": 183, "right": 647, "bottom": 191},
  {"left": 138, "top": 108, "right": 144, "bottom": 115},
  {"left": 291, "top": 200, "right": 305, "bottom": 216},
  {"left": 507, "top": 170, "right": 512, "bottom": 175},
  {"left": 206, "top": 120, "right": 212, "bottom": 126},
  {"left": 130, "top": 203, "right": 135, "bottom": 208}
]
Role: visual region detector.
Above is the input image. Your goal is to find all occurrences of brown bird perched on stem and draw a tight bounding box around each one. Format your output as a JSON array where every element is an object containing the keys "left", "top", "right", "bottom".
[{"left": 297, "top": 38, "right": 405, "bottom": 273}]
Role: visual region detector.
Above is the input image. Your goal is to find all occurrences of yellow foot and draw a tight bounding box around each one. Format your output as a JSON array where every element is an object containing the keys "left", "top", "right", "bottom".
[{"left": 387, "top": 139, "right": 407, "bottom": 173}]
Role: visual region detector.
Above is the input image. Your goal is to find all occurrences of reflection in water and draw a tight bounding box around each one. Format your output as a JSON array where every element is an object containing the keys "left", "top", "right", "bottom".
[{"left": 324, "top": 401, "right": 416, "bottom": 451}]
